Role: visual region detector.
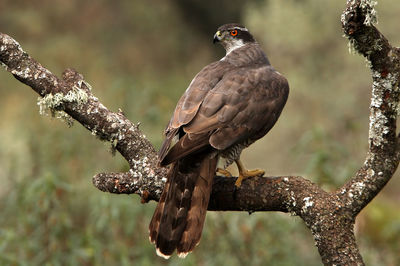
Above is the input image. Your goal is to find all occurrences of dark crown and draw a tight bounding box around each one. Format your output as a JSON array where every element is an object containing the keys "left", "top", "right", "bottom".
[{"left": 217, "top": 23, "right": 255, "bottom": 43}]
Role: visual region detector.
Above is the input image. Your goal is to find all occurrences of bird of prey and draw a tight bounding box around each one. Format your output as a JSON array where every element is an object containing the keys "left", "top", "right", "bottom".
[{"left": 149, "top": 23, "right": 289, "bottom": 259}]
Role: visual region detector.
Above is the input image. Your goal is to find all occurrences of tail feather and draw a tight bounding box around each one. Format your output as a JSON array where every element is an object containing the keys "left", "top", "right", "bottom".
[
  {"left": 177, "top": 155, "right": 217, "bottom": 256},
  {"left": 149, "top": 160, "right": 193, "bottom": 257},
  {"left": 149, "top": 153, "right": 217, "bottom": 258},
  {"left": 149, "top": 164, "right": 174, "bottom": 244}
]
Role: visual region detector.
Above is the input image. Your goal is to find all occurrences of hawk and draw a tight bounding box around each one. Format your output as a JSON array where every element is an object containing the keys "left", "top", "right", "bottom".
[{"left": 149, "top": 23, "right": 289, "bottom": 258}]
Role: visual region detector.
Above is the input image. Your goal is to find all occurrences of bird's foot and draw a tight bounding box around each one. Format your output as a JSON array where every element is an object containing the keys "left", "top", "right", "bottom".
[
  {"left": 235, "top": 168, "right": 265, "bottom": 187},
  {"left": 216, "top": 168, "right": 233, "bottom": 177}
]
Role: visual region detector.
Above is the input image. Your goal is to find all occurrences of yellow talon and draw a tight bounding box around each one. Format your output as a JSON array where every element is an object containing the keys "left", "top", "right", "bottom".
[
  {"left": 216, "top": 168, "right": 233, "bottom": 177},
  {"left": 234, "top": 159, "right": 265, "bottom": 187}
]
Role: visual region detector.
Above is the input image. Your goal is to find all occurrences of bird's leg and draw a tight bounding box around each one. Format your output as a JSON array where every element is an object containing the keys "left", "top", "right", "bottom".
[
  {"left": 234, "top": 159, "right": 265, "bottom": 187},
  {"left": 216, "top": 168, "right": 233, "bottom": 177}
]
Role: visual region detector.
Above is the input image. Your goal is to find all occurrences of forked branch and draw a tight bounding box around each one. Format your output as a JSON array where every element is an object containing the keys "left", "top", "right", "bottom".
[{"left": 1, "top": 1, "right": 399, "bottom": 264}]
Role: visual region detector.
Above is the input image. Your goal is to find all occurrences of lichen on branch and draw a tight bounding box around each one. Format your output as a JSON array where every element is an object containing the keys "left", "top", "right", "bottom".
[
  {"left": 360, "top": 0, "right": 378, "bottom": 25},
  {"left": 37, "top": 80, "right": 90, "bottom": 126}
]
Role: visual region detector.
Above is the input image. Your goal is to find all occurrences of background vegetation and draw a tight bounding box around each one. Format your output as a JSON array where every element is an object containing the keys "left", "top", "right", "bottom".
[{"left": 0, "top": 0, "right": 399, "bottom": 265}]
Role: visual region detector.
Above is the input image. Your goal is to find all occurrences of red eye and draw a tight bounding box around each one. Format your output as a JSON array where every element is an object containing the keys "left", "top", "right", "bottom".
[{"left": 230, "top": 29, "right": 238, "bottom": 36}]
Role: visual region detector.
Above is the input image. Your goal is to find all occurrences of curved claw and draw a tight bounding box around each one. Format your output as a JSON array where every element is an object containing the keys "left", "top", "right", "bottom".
[{"left": 216, "top": 168, "right": 233, "bottom": 177}]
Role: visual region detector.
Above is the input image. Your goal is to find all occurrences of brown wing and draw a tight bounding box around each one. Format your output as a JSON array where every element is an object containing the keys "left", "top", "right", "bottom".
[
  {"left": 160, "top": 64, "right": 289, "bottom": 165},
  {"left": 207, "top": 67, "right": 289, "bottom": 149},
  {"left": 158, "top": 60, "right": 233, "bottom": 163}
]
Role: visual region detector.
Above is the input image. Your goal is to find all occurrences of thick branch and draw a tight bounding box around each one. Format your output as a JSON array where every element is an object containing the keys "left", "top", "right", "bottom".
[
  {"left": 0, "top": 33, "right": 166, "bottom": 200},
  {"left": 340, "top": 0, "right": 400, "bottom": 216}
]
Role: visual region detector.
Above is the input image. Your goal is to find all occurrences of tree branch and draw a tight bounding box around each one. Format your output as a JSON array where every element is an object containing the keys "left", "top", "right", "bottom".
[
  {"left": 1, "top": 1, "right": 399, "bottom": 263},
  {"left": 339, "top": 0, "right": 400, "bottom": 216},
  {"left": 0, "top": 33, "right": 167, "bottom": 201}
]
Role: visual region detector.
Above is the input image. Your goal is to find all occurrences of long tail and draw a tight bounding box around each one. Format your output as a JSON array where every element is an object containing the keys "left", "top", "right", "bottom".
[{"left": 149, "top": 153, "right": 218, "bottom": 259}]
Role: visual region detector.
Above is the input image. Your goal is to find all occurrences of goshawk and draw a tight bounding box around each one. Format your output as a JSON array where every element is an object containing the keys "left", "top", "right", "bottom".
[{"left": 149, "top": 23, "right": 289, "bottom": 258}]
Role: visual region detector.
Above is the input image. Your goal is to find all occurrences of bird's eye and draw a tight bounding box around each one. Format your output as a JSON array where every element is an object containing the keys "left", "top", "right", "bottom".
[{"left": 230, "top": 30, "right": 238, "bottom": 36}]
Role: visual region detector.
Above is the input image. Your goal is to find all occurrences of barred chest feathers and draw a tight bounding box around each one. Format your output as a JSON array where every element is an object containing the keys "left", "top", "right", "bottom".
[{"left": 219, "top": 138, "right": 254, "bottom": 169}]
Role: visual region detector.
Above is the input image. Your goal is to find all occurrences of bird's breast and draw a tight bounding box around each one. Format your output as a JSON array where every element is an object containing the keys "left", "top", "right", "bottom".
[{"left": 219, "top": 138, "right": 254, "bottom": 169}]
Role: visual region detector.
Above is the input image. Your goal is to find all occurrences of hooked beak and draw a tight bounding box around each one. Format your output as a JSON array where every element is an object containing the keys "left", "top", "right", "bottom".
[{"left": 213, "top": 31, "right": 222, "bottom": 44}]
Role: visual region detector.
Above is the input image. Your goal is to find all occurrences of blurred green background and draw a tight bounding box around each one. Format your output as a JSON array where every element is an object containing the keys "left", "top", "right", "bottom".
[{"left": 0, "top": 0, "right": 399, "bottom": 265}]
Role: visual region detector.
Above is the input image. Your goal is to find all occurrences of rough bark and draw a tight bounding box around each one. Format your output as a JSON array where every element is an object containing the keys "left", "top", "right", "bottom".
[{"left": 0, "top": 1, "right": 399, "bottom": 264}]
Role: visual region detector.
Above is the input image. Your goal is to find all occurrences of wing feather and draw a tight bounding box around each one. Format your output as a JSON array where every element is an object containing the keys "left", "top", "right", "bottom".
[
  {"left": 160, "top": 62, "right": 289, "bottom": 164},
  {"left": 170, "top": 61, "right": 232, "bottom": 128}
]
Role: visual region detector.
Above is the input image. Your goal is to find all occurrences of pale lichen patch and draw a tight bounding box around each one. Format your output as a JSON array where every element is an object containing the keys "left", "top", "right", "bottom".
[
  {"left": 129, "top": 156, "right": 155, "bottom": 185},
  {"left": 344, "top": 179, "right": 369, "bottom": 207},
  {"left": 352, "top": 181, "right": 366, "bottom": 196},
  {"left": 368, "top": 71, "right": 399, "bottom": 146},
  {"left": 366, "top": 168, "right": 375, "bottom": 178},
  {"left": 11, "top": 66, "right": 32, "bottom": 79},
  {"left": 360, "top": 0, "right": 378, "bottom": 26},
  {"left": 347, "top": 39, "right": 358, "bottom": 55},
  {"left": 368, "top": 109, "right": 389, "bottom": 147},
  {"left": 3, "top": 35, "right": 24, "bottom": 52},
  {"left": 37, "top": 84, "right": 89, "bottom": 126},
  {"left": 302, "top": 197, "right": 314, "bottom": 214},
  {"left": 284, "top": 190, "right": 297, "bottom": 216}
]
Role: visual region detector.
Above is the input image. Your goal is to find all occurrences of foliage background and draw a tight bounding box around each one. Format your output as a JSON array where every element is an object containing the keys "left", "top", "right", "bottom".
[{"left": 0, "top": 0, "right": 399, "bottom": 265}]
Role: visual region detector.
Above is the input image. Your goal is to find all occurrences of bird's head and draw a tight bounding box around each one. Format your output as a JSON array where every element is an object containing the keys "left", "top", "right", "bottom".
[{"left": 213, "top": 23, "right": 255, "bottom": 54}]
